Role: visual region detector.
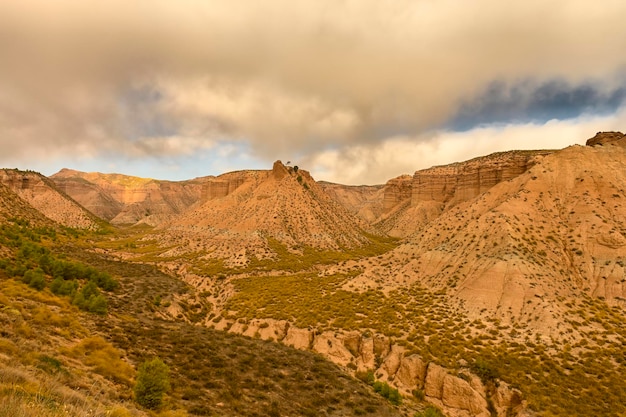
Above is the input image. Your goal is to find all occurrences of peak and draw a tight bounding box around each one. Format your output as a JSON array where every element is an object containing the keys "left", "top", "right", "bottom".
[{"left": 586, "top": 131, "right": 625, "bottom": 146}]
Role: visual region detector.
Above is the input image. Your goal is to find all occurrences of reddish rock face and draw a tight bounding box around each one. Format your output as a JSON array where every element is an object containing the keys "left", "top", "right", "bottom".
[
  {"left": 51, "top": 169, "right": 209, "bottom": 225},
  {"left": 0, "top": 169, "right": 98, "bottom": 229}
]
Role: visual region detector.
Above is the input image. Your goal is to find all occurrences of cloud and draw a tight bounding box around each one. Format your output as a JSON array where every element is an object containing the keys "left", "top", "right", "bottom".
[
  {"left": 0, "top": 0, "right": 625, "bottom": 180},
  {"left": 305, "top": 107, "right": 626, "bottom": 185},
  {"left": 450, "top": 80, "right": 626, "bottom": 130}
]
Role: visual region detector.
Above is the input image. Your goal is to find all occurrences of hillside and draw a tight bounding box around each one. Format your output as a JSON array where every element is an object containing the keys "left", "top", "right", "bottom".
[
  {"left": 0, "top": 188, "right": 403, "bottom": 416},
  {"left": 99, "top": 161, "right": 393, "bottom": 274},
  {"left": 0, "top": 169, "right": 100, "bottom": 229},
  {"left": 318, "top": 181, "right": 386, "bottom": 223}
]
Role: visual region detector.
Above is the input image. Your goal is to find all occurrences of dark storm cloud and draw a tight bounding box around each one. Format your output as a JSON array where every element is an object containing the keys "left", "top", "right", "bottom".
[{"left": 450, "top": 79, "right": 626, "bottom": 130}]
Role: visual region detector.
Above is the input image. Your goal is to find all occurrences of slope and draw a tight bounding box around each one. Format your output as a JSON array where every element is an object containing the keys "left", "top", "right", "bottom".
[
  {"left": 318, "top": 181, "right": 386, "bottom": 223},
  {"left": 210, "top": 135, "right": 626, "bottom": 416},
  {"left": 0, "top": 199, "right": 402, "bottom": 417},
  {"left": 143, "top": 161, "right": 388, "bottom": 269}
]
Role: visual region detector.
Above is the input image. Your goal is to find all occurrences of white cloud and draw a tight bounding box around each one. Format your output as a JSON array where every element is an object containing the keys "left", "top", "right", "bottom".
[{"left": 306, "top": 107, "right": 626, "bottom": 185}]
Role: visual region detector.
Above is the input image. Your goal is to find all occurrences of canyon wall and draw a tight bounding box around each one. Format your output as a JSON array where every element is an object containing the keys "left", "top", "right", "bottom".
[
  {"left": 411, "top": 150, "right": 553, "bottom": 207},
  {"left": 383, "top": 175, "right": 413, "bottom": 212}
]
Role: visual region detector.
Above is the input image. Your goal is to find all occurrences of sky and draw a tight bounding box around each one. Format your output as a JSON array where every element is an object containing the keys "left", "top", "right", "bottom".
[{"left": 1, "top": 0, "right": 626, "bottom": 185}]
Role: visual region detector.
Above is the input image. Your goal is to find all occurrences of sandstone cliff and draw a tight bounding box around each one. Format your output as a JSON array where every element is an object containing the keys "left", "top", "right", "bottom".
[
  {"left": 411, "top": 150, "right": 552, "bottom": 207},
  {"left": 221, "top": 320, "right": 526, "bottom": 417},
  {"left": 371, "top": 150, "right": 554, "bottom": 237}
]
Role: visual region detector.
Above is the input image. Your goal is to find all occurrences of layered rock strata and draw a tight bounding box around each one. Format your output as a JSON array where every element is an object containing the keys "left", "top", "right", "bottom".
[
  {"left": 383, "top": 175, "right": 413, "bottom": 211},
  {"left": 411, "top": 150, "right": 553, "bottom": 207}
]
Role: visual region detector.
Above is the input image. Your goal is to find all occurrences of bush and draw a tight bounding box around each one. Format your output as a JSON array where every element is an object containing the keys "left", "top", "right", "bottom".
[
  {"left": 471, "top": 358, "right": 500, "bottom": 384},
  {"left": 372, "top": 380, "right": 401, "bottom": 405},
  {"left": 23, "top": 269, "right": 46, "bottom": 290},
  {"left": 412, "top": 388, "right": 425, "bottom": 401},
  {"left": 135, "top": 357, "right": 170, "bottom": 409}
]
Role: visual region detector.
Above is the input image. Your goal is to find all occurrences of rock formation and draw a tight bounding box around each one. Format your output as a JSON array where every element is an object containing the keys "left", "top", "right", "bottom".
[
  {"left": 383, "top": 175, "right": 413, "bottom": 211},
  {"left": 370, "top": 150, "right": 554, "bottom": 237},
  {"left": 153, "top": 161, "right": 380, "bottom": 265},
  {"left": 222, "top": 320, "right": 526, "bottom": 417},
  {"left": 585, "top": 131, "right": 625, "bottom": 146},
  {"left": 411, "top": 150, "right": 552, "bottom": 207}
]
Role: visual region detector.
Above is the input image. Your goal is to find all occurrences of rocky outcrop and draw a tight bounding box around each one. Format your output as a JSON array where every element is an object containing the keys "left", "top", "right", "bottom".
[
  {"left": 586, "top": 131, "right": 625, "bottom": 146},
  {"left": 412, "top": 150, "right": 553, "bottom": 207},
  {"left": 224, "top": 320, "right": 526, "bottom": 417}
]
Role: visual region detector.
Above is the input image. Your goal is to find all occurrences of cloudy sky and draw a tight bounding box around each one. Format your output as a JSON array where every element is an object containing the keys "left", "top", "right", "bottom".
[{"left": 1, "top": 0, "right": 625, "bottom": 184}]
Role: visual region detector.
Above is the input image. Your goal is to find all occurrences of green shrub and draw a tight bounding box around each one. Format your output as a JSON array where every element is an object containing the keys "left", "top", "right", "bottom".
[
  {"left": 135, "top": 357, "right": 170, "bottom": 409},
  {"left": 23, "top": 268, "right": 46, "bottom": 290},
  {"left": 470, "top": 358, "right": 500, "bottom": 384}
]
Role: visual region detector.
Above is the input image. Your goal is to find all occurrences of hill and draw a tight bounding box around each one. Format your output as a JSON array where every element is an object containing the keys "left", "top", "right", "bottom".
[
  {"left": 50, "top": 168, "right": 210, "bottom": 225},
  {"left": 1, "top": 169, "right": 100, "bottom": 229}
]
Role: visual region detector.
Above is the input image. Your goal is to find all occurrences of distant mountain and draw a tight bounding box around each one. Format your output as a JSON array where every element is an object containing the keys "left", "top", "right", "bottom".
[
  {"left": 317, "top": 181, "right": 386, "bottom": 223},
  {"left": 50, "top": 168, "right": 210, "bottom": 225}
]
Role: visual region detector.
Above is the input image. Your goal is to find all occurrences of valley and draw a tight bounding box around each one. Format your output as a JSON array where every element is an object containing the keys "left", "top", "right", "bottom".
[{"left": 1, "top": 132, "right": 625, "bottom": 416}]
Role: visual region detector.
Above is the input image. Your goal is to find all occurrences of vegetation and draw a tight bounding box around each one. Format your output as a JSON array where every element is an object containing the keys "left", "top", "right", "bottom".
[
  {"left": 0, "top": 218, "right": 401, "bottom": 417},
  {"left": 135, "top": 357, "right": 170, "bottom": 409},
  {"left": 357, "top": 370, "right": 402, "bottom": 406},
  {"left": 225, "top": 271, "right": 626, "bottom": 416},
  {"left": 0, "top": 218, "right": 118, "bottom": 315},
  {"left": 414, "top": 406, "right": 445, "bottom": 417}
]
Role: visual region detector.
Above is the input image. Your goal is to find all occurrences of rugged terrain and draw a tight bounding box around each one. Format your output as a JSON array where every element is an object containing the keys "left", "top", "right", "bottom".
[
  {"left": 0, "top": 177, "right": 403, "bottom": 417},
  {"left": 51, "top": 169, "right": 211, "bottom": 225},
  {"left": 2, "top": 131, "right": 626, "bottom": 416}
]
